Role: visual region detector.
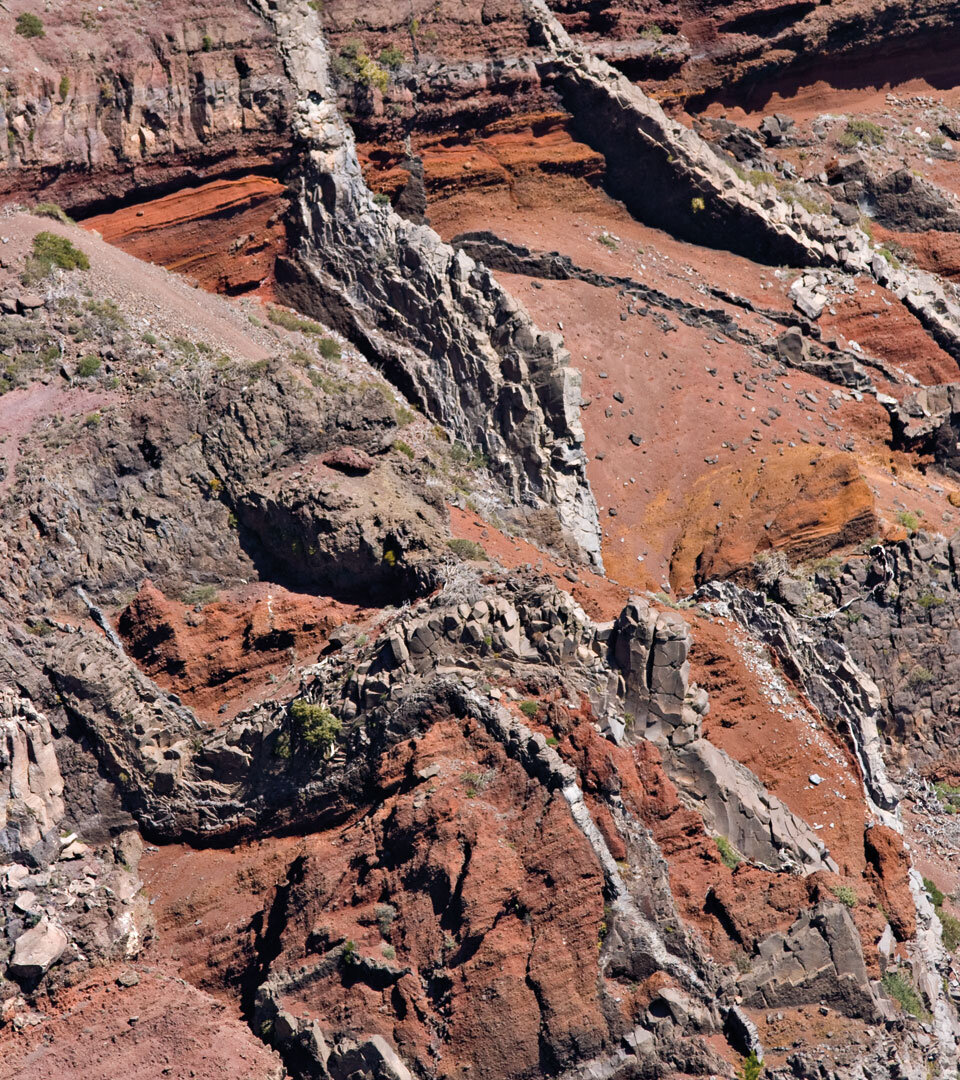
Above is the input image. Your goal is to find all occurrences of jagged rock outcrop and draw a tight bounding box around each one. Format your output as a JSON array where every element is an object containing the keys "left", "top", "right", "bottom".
[
  {"left": 740, "top": 901, "right": 880, "bottom": 1017},
  {"left": 0, "top": 690, "right": 146, "bottom": 993},
  {"left": 253, "top": 0, "right": 602, "bottom": 566}
]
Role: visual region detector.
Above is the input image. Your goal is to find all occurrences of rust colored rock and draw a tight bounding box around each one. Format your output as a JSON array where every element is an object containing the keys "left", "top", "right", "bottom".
[
  {"left": 322, "top": 446, "right": 376, "bottom": 474},
  {"left": 669, "top": 448, "right": 877, "bottom": 593},
  {"left": 117, "top": 580, "right": 362, "bottom": 723},
  {"left": 864, "top": 824, "right": 917, "bottom": 941},
  {"left": 83, "top": 177, "right": 288, "bottom": 297}
]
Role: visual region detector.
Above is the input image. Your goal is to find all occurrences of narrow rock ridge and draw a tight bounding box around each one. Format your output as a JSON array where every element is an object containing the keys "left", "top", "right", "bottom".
[
  {"left": 249, "top": 0, "right": 602, "bottom": 567},
  {"left": 696, "top": 580, "right": 899, "bottom": 815},
  {"left": 523, "top": 0, "right": 960, "bottom": 364}
]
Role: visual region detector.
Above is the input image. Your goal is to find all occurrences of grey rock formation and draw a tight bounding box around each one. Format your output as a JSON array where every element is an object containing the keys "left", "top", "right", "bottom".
[
  {"left": 253, "top": 0, "right": 602, "bottom": 567},
  {"left": 740, "top": 902, "right": 879, "bottom": 1018}
]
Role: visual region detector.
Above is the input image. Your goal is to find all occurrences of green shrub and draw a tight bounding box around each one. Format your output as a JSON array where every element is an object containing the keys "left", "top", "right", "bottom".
[
  {"left": 289, "top": 699, "right": 342, "bottom": 754},
  {"left": 691, "top": 196, "right": 705, "bottom": 214},
  {"left": 641, "top": 24, "right": 663, "bottom": 40},
  {"left": 447, "top": 538, "right": 486, "bottom": 561},
  {"left": 15, "top": 13, "right": 45, "bottom": 38},
  {"left": 736, "top": 1051, "right": 763, "bottom": 1080},
  {"left": 379, "top": 44, "right": 405, "bottom": 69},
  {"left": 58, "top": 75, "right": 70, "bottom": 100},
  {"left": 340, "top": 939, "right": 359, "bottom": 966},
  {"left": 182, "top": 583, "right": 218, "bottom": 607},
  {"left": 317, "top": 337, "right": 341, "bottom": 360},
  {"left": 897, "top": 509, "right": 919, "bottom": 533},
  {"left": 76, "top": 354, "right": 101, "bottom": 377},
  {"left": 938, "top": 909, "right": 960, "bottom": 952},
  {"left": 831, "top": 884, "right": 858, "bottom": 908},
  {"left": 838, "top": 119, "right": 885, "bottom": 148},
  {"left": 33, "top": 202, "right": 74, "bottom": 225},
  {"left": 907, "top": 665, "right": 935, "bottom": 688},
  {"left": 924, "top": 877, "right": 947, "bottom": 907},
  {"left": 26, "top": 231, "right": 89, "bottom": 279},
  {"left": 267, "top": 306, "right": 324, "bottom": 334},
  {"left": 83, "top": 411, "right": 101, "bottom": 428},
  {"left": 202, "top": 34, "right": 213, "bottom": 51},
  {"left": 881, "top": 970, "right": 930, "bottom": 1020},
  {"left": 918, "top": 591, "right": 945, "bottom": 609},
  {"left": 393, "top": 439, "right": 415, "bottom": 459},
  {"left": 519, "top": 700, "right": 540, "bottom": 719},
  {"left": 333, "top": 40, "right": 389, "bottom": 92},
  {"left": 716, "top": 836, "right": 741, "bottom": 870}
]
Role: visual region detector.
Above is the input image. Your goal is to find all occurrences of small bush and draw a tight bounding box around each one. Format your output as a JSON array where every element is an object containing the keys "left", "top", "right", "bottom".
[
  {"left": 519, "top": 699, "right": 540, "bottom": 719},
  {"left": 59, "top": 75, "right": 70, "bottom": 100},
  {"left": 33, "top": 202, "right": 74, "bottom": 225},
  {"left": 938, "top": 909, "right": 960, "bottom": 952},
  {"left": 641, "top": 24, "right": 663, "bottom": 40},
  {"left": 447, "top": 538, "right": 486, "bottom": 561},
  {"left": 83, "top": 411, "right": 101, "bottom": 428},
  {"left": 340, "top": 939, "right": 359, "bottom": 966},
  {"left": 317, "top": 337, "right": 341, "bottom": 360},
  {"left": 15, "top": 12, "right": 45, "bottom": 38},
  {"left": 267, "top": 306, "right": 324, "bottom": 334},
  {"left": 736, "top": 1051, "right": 763, "bottom": 1080},
  {"left": 182, "top": 583, "right": 218, "bottom": 607},
  {"left": 907, "top": 665, "right": 935, "bottom": 688},
  {"left": 716, "top": 836, "right": 741, "bottom": 870},
  {"left": 393, "top": 439, "right": 415, "bottom": 459},
  {"left": 881, "top": 970, "right": 930, "bottom": 1020},
  {"left": 918, "top": 591, "right": 945, "bottom": 609},
  {"left": 897, "top": 509, "right": 920, "bottom": 533},
  {"left": 831, "top": 884, "right": 858, "bottom": 908},
  {"left": 202, "top": 34, "right": 213, "bottom": 51},
  {"left": 924, "top": 877, "right": 947, "bottom": 907},
  {"left": 691, "top": 196, "right": 706, "bottom": 214},
  {"left": 379, "top": 44, "right": 405, "bottom": 68},
  {"left": 76, "top": 354, "right": 101, "bottom": 377},
  {"left": 840, "top": 119, "right": 885, "bottom": 147},
  {"left": 289, "top": 699, "right": 342, "bottom": 754},
  {"left": 375, "top": 903, "right": 397, "bottom": 936},
  {"left": 26, "top": 231, "right": 89, "bottom": 279}
]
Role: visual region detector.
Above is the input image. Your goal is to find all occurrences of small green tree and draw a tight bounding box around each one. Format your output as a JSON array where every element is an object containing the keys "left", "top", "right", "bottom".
[
  {"left": 289, "top": 699, "right": 342, "bottom": 755},
  {"left": 15, "top": 13, "right": 45, "bottom": 38}
]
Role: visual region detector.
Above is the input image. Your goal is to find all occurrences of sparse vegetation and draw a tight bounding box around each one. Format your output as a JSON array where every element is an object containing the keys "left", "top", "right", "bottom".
[
  {"left": 289, "top": 699, "right": 342, "bottom": 754},
  {"left": 918, "top": 591, "right": 945, "bottom": 609},
  {"left": 923, "top": 878, "right": 960, "bottom": 951},
  {"left": 907, "top": 665, "right": 935, "bottom": 688},
  {"left": 59, "top": 75, "right": 70, "bottom": 101},
  {"left": 831, "top": 884, "right": 858, "bottom": 909},
  {"left": 897, "top": 509, "right": 920, "bottom": 534},
  {"left": 182, "top": 584, "right": 219, "bottom": 607},
  {"left": 690, "top": 196, "right": 706, "bottom": 214},
  {"left": 378, "top": 44, "right": 405, "bottom": 69},
  {"left": 15, "top": 12, "right": 45, "bottom": 38},
  {"left": 716, "top": 836, "right": 741, "bottom": 869},
  {"left": 76, "top": 354, "right": 101, "bottom": 378},
  {"left": 881, "top": 970, "right": 930, "bottom": 1021},
  {"left": 838, "top": 119, "right": 885, "bottom": 148},
  {"left": 641, "top": 24, "right": 663, "bottom": 41},
  {"left": 447, "top": 538, "right": 486, "bottom": 561},
  {"left": 332, "top": 39, "right": 390, "bottom": 92},
  {"left": 519, "top": 699, "right": 540, "bottom": 719},
  {"left": 33, "top": 202, "right": 74, "bottom": 225},
  {"left": 24, "top": 231, "right": 89, "bottom": 281},
  {"left": 736, "top": 1051, "right": 764, "bottom": 1080},
  {"left": 393, "top": 439, "right": 415, "bottom": 459}
]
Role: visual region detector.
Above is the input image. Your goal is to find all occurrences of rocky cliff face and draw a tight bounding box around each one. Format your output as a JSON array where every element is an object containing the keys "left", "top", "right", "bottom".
[{"left": 5, "top": 1, "right": 960, "bottom": 1078}]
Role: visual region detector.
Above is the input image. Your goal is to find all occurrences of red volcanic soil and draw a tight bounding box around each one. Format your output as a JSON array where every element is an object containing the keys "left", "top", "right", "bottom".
[
  {"left": 83, "top": 176, "right": 287, "bottom": 297},
  {"left": 409, "top": 134, "right": 960, "bottom": 593},
  {"left": 2, "top": 964, "right": 283, "bottom": 1080},
  {"left": 116, "top": 580, "right": 366, "bottom": 725}
]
